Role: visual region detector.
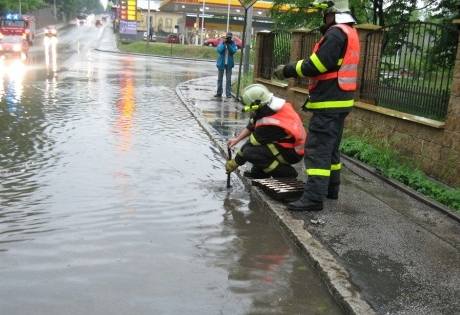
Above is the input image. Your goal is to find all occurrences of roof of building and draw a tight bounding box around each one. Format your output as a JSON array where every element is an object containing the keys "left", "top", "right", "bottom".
[
  {"left": 159, "top": 0, "right": 275, "bottom": 10},
  {"left": 137, "top": 0, "right": 161, "bottom": 10}
]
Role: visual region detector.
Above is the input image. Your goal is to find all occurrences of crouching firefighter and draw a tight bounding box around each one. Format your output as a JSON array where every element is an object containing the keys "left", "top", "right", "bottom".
[
  {"left": 273, "top": 0, "right": 360, "bottom": 211},
  {"left": 225, "top": 84, "right": 306, "bottom": 179}
]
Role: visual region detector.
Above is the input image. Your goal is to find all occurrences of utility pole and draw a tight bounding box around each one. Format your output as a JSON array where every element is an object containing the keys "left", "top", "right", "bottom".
[
  {"left": 200, "top": 0, "right": 206, "bottom": 45},
  {"left": 19, "top": 0, "right": 22, "bottom": 15},
  {"left": 243, "top": 6, "right": 253, "bottom": 74},
  {"left": 235, "top": 0, "right": 257, "bottom": 99},
  {"left": 147, "top": 0, "right": 151, "bottom": 44},
  {"left": 53, "top": 0, "right": 57, "bottom": 20},
  {"left": 226, "top": 0, "right": 230, "bottom": 33}
]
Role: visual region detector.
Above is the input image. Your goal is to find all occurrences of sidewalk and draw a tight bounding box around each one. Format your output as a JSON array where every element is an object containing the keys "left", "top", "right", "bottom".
[{"left": 176, "top": 76, "right": 460, "bottom": 315}]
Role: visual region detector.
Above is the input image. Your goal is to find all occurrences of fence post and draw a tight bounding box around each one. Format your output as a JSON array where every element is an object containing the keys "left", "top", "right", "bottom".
[
  {"left": 289, "top": 30, "right": 309, "bottom": 63},
  {"left": 253, "top": 32, "right": 265, "bottom": 79},
  {"left": 289, "top": 30, "right": 309, "bottom": 88},
  {"left": 444, "top": 20, "right": 460, "bottom": 131},
  {"left": 355, "top": 24, "right": 381, "bottom": 102},
  {"left": 286, "top": 30, "right": 308, "bottom": 103}
]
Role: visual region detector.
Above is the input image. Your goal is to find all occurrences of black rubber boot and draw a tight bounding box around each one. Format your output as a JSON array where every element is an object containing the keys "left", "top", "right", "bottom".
[
  {"left": 243, "top": 167, "right": 270, "bottom": 179},
  {"left": 287, "top": 198, "right": 323, "bottom": 212},
  {"left": 327, "top": 186, "right": 339, "bottom": 200},
  {"left": 270, "top": 164, "right": 298, "bottom": 179}
]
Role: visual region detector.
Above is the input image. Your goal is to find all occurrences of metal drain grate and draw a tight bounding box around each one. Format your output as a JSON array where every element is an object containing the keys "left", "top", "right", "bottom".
[{"left": 252, "top": 178, "right": 304, "bottom": 202}]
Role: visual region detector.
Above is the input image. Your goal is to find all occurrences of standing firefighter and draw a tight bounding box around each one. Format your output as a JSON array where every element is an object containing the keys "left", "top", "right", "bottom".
[
  {"left": 273, "top": 0, "right": 360, "bottom": 211},
  {"left": 226, "top": 84, "right": 306, "bottom": 179}
]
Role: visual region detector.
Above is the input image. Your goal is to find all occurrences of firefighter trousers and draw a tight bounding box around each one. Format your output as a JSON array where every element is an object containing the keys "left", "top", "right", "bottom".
[
  {"left": 235, "top": 142, "right": 301, "bottom": 178},
  {"left": 302, "top": 112, "right": 348, "bottom": 202}
]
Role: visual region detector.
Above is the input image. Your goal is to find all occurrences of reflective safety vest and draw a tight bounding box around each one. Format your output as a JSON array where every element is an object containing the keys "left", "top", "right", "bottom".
[
  {"left": 309, "top": 24, "right": 360, "bottom": 92},
  {"left": 255, "top": 102, "right": 306, "bottom": 155}
]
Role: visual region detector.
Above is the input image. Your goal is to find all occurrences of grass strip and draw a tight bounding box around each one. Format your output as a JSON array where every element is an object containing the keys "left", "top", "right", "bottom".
[
  {"left": 118, "top": 41, "right": 253, "bottom": 64},
  {"left": 232, "top": 70, "right": 254, "bottom": 96},
  {"left": 340, "top": 136, "right": 460, "bottom": 212}
]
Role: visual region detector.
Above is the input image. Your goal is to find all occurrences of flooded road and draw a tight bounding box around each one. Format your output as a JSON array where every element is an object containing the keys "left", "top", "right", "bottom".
[{"left": 0, "top": 25, "right": 343, "bottom": 314}]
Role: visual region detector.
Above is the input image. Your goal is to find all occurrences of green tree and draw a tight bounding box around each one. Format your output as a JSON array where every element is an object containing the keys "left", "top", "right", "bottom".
[
  {"left": 270, "top": 0, "right": 459, "bottom": 29},
  {"left": 0, "top": 0, "right": 44, "bottom": 14},
  {"left": 53, "top": 0, "right": 104, "bottom": 19}
]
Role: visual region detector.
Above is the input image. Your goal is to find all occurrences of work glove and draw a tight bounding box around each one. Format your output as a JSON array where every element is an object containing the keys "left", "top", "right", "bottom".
[
  {"left": 273, "top": 64, "right": 286, "bottom": 80},
  {"left": 225, "top": 159, "right": 239, "bottom": 174}
]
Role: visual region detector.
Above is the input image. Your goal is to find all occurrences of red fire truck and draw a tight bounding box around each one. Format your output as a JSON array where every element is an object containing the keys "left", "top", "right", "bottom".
[{"left": 0, "top": 14, "right": 36, "bottom": 45}]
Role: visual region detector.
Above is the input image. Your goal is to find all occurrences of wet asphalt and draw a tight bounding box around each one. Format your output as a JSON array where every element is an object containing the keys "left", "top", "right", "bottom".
[{"left": 0, "top": 24, "right": 344, "bottom": 314}]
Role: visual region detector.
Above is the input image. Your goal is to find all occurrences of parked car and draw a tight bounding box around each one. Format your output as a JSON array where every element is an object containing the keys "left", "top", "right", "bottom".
[
  {"left": 167, "top": 34, "right": 179, "bottom": 44},
  {"left": 143, "top": 31, "right": 157, "bottom": 42},
  {"left": 204, "top": 36, "right": 243, "bottom": 49}
]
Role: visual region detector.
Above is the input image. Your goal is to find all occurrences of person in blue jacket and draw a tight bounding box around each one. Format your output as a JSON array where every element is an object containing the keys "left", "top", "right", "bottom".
[{"left": 214, "top": 32, "right": 238, "bottom": 99}]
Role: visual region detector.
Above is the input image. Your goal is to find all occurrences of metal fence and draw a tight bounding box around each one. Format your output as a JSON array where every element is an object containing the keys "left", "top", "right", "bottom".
[
  {"left": 272, "top": 30, "right": 292, "bottom": 75},
  {"left": 360, "top": 21, "right": 458, "bottom": 120},
  {"left": 258, "top": 31, "right": 291, "bottom": 80}
]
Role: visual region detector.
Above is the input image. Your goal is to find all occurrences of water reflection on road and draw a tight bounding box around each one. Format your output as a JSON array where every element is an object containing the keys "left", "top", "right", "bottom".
[{"left": 0, "top": 25, "right": 343, "bottom": 314}]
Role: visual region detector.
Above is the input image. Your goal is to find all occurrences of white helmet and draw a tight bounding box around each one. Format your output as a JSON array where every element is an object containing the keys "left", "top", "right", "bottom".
[
  {"left": 241, "top": 84, "right": 273, "bottom": 112},
  {"left": 311, "top": 0, "right": 356, "bottom": 24}
]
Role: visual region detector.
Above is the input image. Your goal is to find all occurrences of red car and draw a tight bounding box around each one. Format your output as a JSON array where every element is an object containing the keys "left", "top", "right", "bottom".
[
  {"left": 204, "top": 36, "right": 242, "bottom": 49},
  {"left": 167, "top": 34, "right": 179, "bottom": 44}
]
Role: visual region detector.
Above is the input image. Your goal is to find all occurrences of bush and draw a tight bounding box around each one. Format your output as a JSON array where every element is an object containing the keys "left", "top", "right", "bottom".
[{"left": 341, "top": 136, "right": 460, "bottom": 211}]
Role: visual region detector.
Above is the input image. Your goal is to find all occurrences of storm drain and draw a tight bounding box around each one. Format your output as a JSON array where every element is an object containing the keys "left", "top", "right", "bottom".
[{"left": 251, "top": 178, "right": 304, "bottom": 202}]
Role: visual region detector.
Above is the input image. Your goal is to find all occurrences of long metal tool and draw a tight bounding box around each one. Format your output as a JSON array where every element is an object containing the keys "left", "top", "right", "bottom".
[{"left": 226, "top": 147, "right": 232, "bottom": 188}]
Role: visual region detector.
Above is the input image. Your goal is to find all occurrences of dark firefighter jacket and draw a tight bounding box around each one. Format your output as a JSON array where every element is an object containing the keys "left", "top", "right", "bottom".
[
  {"left": 283, "top": 24, "right": 357, "bottom": 113},
  {"left": 235, "top": 106, "right": 302, "bottom": 165}
]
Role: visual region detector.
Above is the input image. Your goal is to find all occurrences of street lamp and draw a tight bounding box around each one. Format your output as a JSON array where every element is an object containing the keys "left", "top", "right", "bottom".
[{"left": 200, "top": 0, "right": 205, "bottom": 45}]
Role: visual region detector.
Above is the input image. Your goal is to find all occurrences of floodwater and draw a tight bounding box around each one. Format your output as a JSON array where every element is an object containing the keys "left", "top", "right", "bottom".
[{"left": 0, "top": 24, "right": 343, "bottom": 314}]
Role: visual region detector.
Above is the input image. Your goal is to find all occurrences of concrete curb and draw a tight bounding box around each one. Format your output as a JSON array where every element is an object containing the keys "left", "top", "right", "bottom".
[
  {"left": 341, "top": 155, "right": 460, "bottom": 222},
  {"left": 175, "top": 79, "right": 376, "bottom": 315}
]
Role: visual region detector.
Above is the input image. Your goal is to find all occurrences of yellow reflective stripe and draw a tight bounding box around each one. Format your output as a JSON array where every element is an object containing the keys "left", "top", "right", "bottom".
[
  {"left": 263, "top": 160, "right": 279, "bottom": 173},
  {"left": 267, "top": 143, "right": 280, "bottom": 156},
  {"left": 277, "top": 155, "right": 288, "bottom": 164},
  {"left": 305, "top": 169, "right": 331, "bottom": 176},
  {"left": 250, "top": 133, "right": 261, "bottom": 146},
  {"left": 267, "top": 143, "right": 288, "bottom": 164},
  {"left": 295, "top": 60, "right": 304, "bottom": 78},
  {"left": 310, "top": 53, "right": 327, "bottom": 73},
  {"left": 337, "top": 58, "right": 343, "bottom": 66},
  {"left": 306, "top": 99, "right": 354, "bottom": 109},
  {"left": 331, "top": 163, "right": 342, "bottom": 171}
]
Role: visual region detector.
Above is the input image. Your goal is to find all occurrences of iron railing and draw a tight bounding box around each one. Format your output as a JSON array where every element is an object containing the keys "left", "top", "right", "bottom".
[
  {"left": 272, "top": 30, "right": 292, "bottom": 75},
  {"left": 360, "top": 21, "right": 458, "bottom": 120},
  {"left": 258, "top": 31, "right": 291, "bottom": 80}
]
